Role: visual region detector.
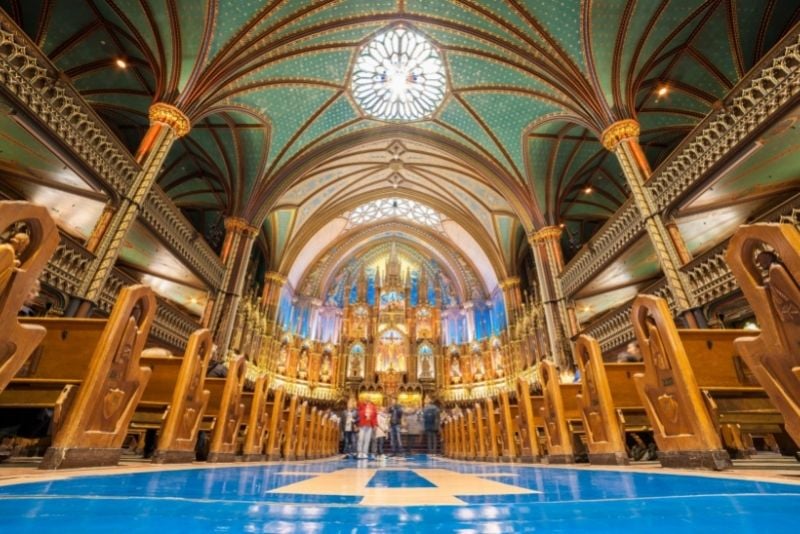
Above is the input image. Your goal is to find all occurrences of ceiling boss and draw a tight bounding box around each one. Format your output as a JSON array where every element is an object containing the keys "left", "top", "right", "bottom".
[{"left": 352, "top": 26, "right": 446, "bottom": 121}]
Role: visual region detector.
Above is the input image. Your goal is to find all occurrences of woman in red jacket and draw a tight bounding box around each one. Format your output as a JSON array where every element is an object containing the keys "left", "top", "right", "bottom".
[{"left": 356, "top": 399, "right": 377, "bottom": 460}]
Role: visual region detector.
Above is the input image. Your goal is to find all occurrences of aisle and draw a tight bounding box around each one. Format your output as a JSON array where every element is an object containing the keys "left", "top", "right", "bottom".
[{"left": 1, "top": 455, "right": 799, "bottom": 532}]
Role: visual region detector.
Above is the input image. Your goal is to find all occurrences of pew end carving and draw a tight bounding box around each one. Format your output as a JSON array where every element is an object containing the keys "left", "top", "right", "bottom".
[
  {"left": 727, "top": 223, "right": 800, "bottom": 448},
  {"left": 0, "top": 202, "right": 59, "bottom": 394},
  {"left": 631, "top": 295, "right": 731, "bottom": 470},
  {"left": 242, "top": 375, "right": 270, "bottom": 461},
  {"left": 207, "top": 356, "right": 246, "bottom": 463},
  {"left": 575, "top": 335, "right": 629, "bottom": 465},
  {"left": 540, "top": 360, "right": 575, "bottom": 464},
  {"left": 40, "top": 285, "right": 156, "bottom": 469},
  {"left": 152, "top": 329, "right": 213, "bottom": 464}
]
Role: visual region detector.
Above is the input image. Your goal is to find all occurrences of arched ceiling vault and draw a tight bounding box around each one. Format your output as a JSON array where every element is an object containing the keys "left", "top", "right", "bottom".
[
  {"left": 291, "top": 220, "right": 492, "bottom": 304},
  {"left": 3, "top": 0, "right": 799, "bottom": 263}
]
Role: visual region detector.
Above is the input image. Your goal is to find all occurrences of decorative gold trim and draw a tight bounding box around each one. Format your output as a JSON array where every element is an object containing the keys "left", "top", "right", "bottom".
[
  {"left": 149, "top": 103, "right": 191, "bottom": 137},
  {"left": 224, "top": 216, "right": 259, "bottom": 237},
  {"left": 500, "top": 277, "right": 520, "bottom": 289},
  {"left": 265, "top": 271, "right": 288, "bottom": 285},
  {"left": 528, "top": 226, "right": 563, "bottom": 244},
  {"left": 600, "top": 119, "right": 640, "bottom": 151}
]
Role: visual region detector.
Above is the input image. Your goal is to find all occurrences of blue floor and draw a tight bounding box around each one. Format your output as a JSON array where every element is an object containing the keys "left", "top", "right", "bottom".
[{"left": 1, "top": 455, "right": 799, "bottom": 533}]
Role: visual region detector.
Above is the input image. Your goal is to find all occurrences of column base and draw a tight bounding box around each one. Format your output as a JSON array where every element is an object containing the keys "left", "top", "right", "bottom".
[
  {"left": 658, "top": 449, "right": 731, "bottom": 470},
  {"left": 207, "top": 451, "right": 239, "bottom": 463},
  {"left": 40, "top": 447, "right": 121, "bottom": 470},
  {"left": 152, "top": 449, "right": 196, "bottom": 464},
  {"left": 588, "top": 452, "right": 630, "bottom": 466},
  {"left": 546, "top": 454, "right": 575, "bottom": 464}
]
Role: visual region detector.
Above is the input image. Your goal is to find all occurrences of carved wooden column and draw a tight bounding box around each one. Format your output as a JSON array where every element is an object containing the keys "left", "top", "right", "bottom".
[
  {"left": 602, "top": 119, "right": 699, "bottom": 325},
  {"left": 528, "top": 226, "right": 572, "bottom": 368},
  {"left": 76, "top": 103, "right": 190, "bottom": 311},
  {"left": 209, "top": 217, "right": 259, "bottom": 356}
]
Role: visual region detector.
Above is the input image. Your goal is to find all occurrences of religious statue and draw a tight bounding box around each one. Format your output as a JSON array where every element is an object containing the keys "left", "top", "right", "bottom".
[
  {"left": 418, "top": 346, "right": 434, "bottom": 380},
  {"left": 472, "top": 350, "right": 485, "bottom": 379},
  {"left": 320, "top": 352, "right": 332, "bottom": 382},
  {"left": 450, "top": 355, "right": 462, "bottom": 383},
  {"left": 492, "top": 345, "right": 504, "bottom": 377},
  {"left": 298, "top": 347, "right": 309, "bottom": 379},
  {"left": 349, "top": 347, "right": 364, "bottom": 378},
  {"left": 277, "top": 343, "right": 288, "bottom": 373}
]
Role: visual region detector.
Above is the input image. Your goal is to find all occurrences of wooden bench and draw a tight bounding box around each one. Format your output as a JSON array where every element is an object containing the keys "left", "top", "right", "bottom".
[
  {"left": 206, "top": 356, "right": 246, "bottom": 463},
  {"left": 631, "top": 294, "right": 785, "bottom": 469},
  {"left": 0, "top": 285, "right": 155, "bottom": 469},
  {"left": 291, "top": 400, "right": 309, "bottom": 461},
  {"left": 497, "top": 390, "right": 518, "bottom": 461},
  {"left": 516, "top": 378, "right": 543, "bottom": 462},
  {"left": 281, "top": 395, "right": 300, "bottom": 460},
  {"left": 141, "top": 329, "right": 213, "bottom": 464},
  {"left": 0, "top": 202, "right": 59, "bottom": 394},
  {"left": 484, "top": 396, "right": 500, "bottom": 461},
  {"left": 242, "top": 375, "right": 270, "bottom": 461},
  {"left": 473, "top": 401, "right": 488, "bottom": 461},
  {"left": 575, "top": 335, "right": 636, "bottom": 465},
  {"left": 727, "top": 223, "right": 800, "bottom": 449},
  {"left": 265, "top": 387, "right": 287, "bottom": 460},
  {"left": 540, "top": 360, "right": 576, "bottom": 464}
]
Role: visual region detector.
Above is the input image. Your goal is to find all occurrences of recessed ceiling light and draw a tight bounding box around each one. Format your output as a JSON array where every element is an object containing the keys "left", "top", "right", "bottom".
[
  {"left": 583, "top": 185, "right": 593, "bottom": 194},
  {"left": 115, "top": 58, "right": 128, "bottom": 69},
  {"left": 657, "top": 85, "right": 669, "bottom": 97}
]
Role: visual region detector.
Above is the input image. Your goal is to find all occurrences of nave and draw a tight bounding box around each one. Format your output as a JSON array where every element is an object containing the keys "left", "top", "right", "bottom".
[{"left": 1, "top": 455, "right": 799, "bottom": 533}]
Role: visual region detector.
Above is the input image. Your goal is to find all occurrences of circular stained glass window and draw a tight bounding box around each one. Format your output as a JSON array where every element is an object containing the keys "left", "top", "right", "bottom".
[{"left": 352, "top": 27, "right": 446, "bottom": 121}]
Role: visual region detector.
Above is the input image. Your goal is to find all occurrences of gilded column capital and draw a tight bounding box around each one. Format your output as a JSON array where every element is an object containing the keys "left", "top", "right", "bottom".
[
  {"left": 265, "top": 271, "right": 288, "bottom": 285},
  {"left": 149, "top": 102, "right": 191, "bottom": 137},
  {"left": 224, "top": 216, "right": 259, "bottom": 237},
  {"left": 528, "top": 226, "right": 563, "bottom": 244},
  {"left": 600, "top": 119, "right": 640, "bottom": 151},
  {"left": 500, "top": 277, "right": 521, "bottom": 289}
]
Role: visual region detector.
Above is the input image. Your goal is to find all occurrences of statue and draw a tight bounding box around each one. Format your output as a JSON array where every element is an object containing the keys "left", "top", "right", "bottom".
[
  {"left": 277, "top": 343, "right": 288, "bottom": 373},
  {"left": 320, "top": 352, "right": 332, "bottom": 382},
  {"left": 450, "top": 355, "right": 462, "bottom": 383},
  {"left": 418, "top": 347, "right": 434, "bottom": 379},
  {"left": 298, "top": 347, "right": 309, "bottom": 379}
]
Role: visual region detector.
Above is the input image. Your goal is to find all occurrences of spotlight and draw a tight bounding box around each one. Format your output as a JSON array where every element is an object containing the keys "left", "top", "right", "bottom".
[
  {"left": 115, "top": 58, "right": 128, "bottom": 69},
  {"left": 583, "top": 185, "right": 593, "bottom": 194},
  {"left": 656, "top": 84, "right": 669, "bottom": 97}
]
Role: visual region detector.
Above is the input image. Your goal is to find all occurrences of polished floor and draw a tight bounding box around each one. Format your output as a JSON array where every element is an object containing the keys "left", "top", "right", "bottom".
[{"left": 1, "top": 455, "right": 799, "bottom": 533}]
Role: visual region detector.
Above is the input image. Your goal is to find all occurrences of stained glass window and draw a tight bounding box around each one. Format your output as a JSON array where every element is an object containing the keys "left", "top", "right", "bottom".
[
  {"left": 345, "top": 198, "right": 444, "bottom": 231},
  {"left": 352, "top": 27, "right": 446, "bottom": 121}
]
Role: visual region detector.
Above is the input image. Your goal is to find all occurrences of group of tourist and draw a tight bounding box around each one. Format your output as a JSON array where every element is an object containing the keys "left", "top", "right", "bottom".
[{"left": 341, "top": 397, "right": 441, "bottom": 460}]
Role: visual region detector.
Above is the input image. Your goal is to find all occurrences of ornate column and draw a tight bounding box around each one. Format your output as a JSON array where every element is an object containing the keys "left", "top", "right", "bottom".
[
  {"left": 261, "top": 271, "right": 288, "bottom": 333},
  {"left": 500, "top": 277, "right": 523, "bottom": 327},
  {"left": 463, "top": 301, "right": 476, "bottom": 341},
  {"left": 528, "top": 226, "right": 572, "bottom": 368},
  {"left": 76, "top": 103, "right": 190, "bottom": 310},
  {"left": 601, "top": 119, "right": 699, "bottom": 324},
  {"left": 209, "top": 217, "right": 259, "bottom": 356}
]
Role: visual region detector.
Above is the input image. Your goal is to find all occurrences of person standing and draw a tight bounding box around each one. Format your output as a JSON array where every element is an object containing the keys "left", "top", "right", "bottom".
[
  {"left": 343, "top": 399, "right": 358, "bottom": 459},
  {"left": 357, "top": 398, "right": 377, "bottom": 460},
  {"left": 389, "top": 398, "right": 404, "bottom": 455},
  {"left": 375, "top": 406, "right": 389, "bottom": 458},
  {"left": 423, "top": 398, "right": 440, "bottom": 455}
]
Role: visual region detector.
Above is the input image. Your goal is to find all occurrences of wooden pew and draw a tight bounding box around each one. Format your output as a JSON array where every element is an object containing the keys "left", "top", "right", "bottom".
[
  {"left": 474, "top": 402, "right": 488, "bottom": 461},
  {"left": 498, "top": 390, "right": 518, "bottom": 461},
  {"left": 146, "top": 329, "right": 213, "bottom": 464},
  {"left": 516, "top": 378, "right": 542, "bottom": 462},
  {"left": 281, "top": 395, "right": 300, "bottom": 460},
  {"left": 290, "top": 400, "right": 309, "bottom": 461},
  {"left": 1, "top": 285, "right": 155, "bottom": 469},
  {"left": 632, "top": 295, "right": 737, "bottom": 469},
  {"left": 265, "top": 387, "right": 286, "bottom": 460},
  {"left": 727, "top": 223, "right": 800, "bottom": 448},
  {"left": 575, "top": 335, "right": 630, "bottom": 465},
  {"left": 485, "top": 396, "right": 500, "bottom": 461},
  {"left": 0, "top": 201, "right": 59, "bottom": 394},
  {"left": 206, "top": 356, "right": 246, "bottom": 463},
  {"left": 305, "top": 407, "right": 319, "bottom": 459},
  {"left": 465, "top": 407, "right": 477, "bottom": 460},
  {"left": 540, "top": 360, "right": 575, "bottom": 464},
  {"left": 242, "top": 375, "right": 270, "bottom": 461}
]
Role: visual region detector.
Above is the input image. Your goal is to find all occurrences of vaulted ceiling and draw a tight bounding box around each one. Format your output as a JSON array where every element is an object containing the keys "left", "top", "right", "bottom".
[{"left": 2, "top": 0, "right": 799, "bottom": 301}]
